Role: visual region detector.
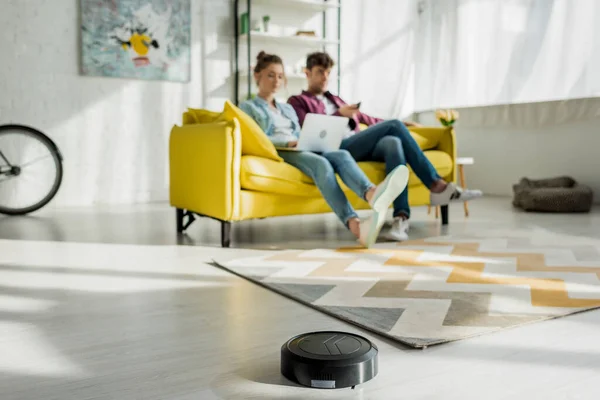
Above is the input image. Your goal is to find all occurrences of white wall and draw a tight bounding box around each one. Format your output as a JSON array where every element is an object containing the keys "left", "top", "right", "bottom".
[
  {"left": 417, "top": 98, "right": 600, "bottom": 203},
  {"left": 413, "top": 0, "right": 600, "bottom": 204},
  {"left": 0, "top": 0, "right": 233, "bottom": 207},
  {"left": 414, "top": 0, "right": 600, "bottom": 112},
  {"left": 339, "top": 0, "right": 418, "bottom": 119}
]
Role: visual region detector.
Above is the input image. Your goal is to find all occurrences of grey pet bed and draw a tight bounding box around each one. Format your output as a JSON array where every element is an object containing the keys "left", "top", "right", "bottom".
[{"left": 512, "top": 176, "right": 594, "bottom": 213}]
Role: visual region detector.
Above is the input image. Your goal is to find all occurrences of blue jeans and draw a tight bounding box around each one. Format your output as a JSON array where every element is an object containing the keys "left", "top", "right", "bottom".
[
  {"left": 340, "top": 120, "right": 441, "bottom": 218},
  {"left": 279, "top": 149, "right": 374, "bottom": 226}
]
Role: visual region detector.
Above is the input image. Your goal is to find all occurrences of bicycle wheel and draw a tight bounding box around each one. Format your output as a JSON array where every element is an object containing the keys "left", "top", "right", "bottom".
[{"left": 0, "top": 124, "right": 63, "bottom": 215}]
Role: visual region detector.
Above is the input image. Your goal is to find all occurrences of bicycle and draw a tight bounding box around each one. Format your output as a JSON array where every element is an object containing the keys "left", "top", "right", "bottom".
[{"left": 0, "top": 124, "right": 63, "bottom": 215}]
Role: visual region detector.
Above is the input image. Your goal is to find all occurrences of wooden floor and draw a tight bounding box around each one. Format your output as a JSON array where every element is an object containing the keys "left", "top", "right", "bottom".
[{"left": 0, "top": 198, "right": 599, "bottom": 399}]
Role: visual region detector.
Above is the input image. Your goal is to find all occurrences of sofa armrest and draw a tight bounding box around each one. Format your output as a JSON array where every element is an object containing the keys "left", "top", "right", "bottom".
[
  {"left": 435, "top": 127, "right": 457, "bottom": 183},
  {"left": 409, "top": 126, "right": 457, "bottom": 182},
  {"left": 169, "top": 120, "right": 242, "bottom": 221}
]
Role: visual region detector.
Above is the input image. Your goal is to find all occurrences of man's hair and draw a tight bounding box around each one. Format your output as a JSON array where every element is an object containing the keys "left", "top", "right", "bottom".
[{"left": 306, "top": 52, "right": 335, "bottom": 70}]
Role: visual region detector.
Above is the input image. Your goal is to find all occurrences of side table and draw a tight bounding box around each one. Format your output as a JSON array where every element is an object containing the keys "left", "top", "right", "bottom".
[{"left": 428, "top": 157, "right": 474, "bottom": 218}]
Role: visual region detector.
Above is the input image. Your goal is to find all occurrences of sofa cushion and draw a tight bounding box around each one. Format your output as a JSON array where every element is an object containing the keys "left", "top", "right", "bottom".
[
  {"left": 408, "top": 127, "right": 447, "bottom": 150},
  {"left": 182, "top": 104, "right": 284, "bottom": 163},
  {"left": 240, "top": 155, "right": 320, "bottom": 197},
  {"left": 409, "top": 131, "right": 440, "bottom": 151},
  {"left": 183, "top": 108, "right": 223, "bottom": 125},
  {"left": 220, "top": 100, "right": 283, "bottom": 162},
  {"left": 240, "top": 150, "right": 454, "bottom": 196}
]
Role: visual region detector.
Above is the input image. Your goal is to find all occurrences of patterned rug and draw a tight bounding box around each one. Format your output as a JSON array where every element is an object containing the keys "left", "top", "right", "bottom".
[{"left": 213, "top": 228, "right": 600, "bottom": 348}]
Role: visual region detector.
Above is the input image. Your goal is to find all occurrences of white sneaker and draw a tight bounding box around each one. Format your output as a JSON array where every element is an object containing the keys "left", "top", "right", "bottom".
[
  {"left": 430, "top": 182, "right": 483, "bottom": 206},
  {"left": 383, "top": 217, "right": 410, "bottom": 241},
  {"left": 358, "top": 217, "right": 376, "bottom": 248},
  {"left": 359, "top": 165, "right": 410, "bottom": 248}
]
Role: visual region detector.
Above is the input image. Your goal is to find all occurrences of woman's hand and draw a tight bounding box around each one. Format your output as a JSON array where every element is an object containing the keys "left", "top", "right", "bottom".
[{"left": 287, "top": 140, "right": 298, "bottom": 148}]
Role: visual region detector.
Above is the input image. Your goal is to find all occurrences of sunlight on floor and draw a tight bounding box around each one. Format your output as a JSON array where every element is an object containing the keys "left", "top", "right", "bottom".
[
  {"left": 0, "top": 295, "right": 56, "bottom": 313},
  {"left": 0, "top": 322, "right": 87, "bottom": 378},
  {"left": 0, "top": 268, "right": 231, "bottom": 293}
]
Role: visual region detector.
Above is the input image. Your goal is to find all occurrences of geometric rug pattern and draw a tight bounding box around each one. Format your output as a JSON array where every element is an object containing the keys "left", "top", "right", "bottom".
[{"left": 214, "top": 228, "right": 600, "bottom": 348}]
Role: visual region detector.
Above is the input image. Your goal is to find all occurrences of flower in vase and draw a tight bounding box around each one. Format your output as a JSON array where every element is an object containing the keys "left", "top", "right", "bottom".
[{"left": 435, "top": 109, "right": 459, "bottom": 126}]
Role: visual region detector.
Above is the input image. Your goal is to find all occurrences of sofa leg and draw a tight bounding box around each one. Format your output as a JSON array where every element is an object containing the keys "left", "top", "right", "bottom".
[
  {"left": 176, "top": 208, "right": 197, "bottom": 233},
  {"left": 441, "top": 205, "right": 449, "bottom": 225},
  {"left": 221, "top": 221, "right": 231, "bottom": 248},
  {"left": 176, "top": 208, "right": 184, "bottom": 233}
]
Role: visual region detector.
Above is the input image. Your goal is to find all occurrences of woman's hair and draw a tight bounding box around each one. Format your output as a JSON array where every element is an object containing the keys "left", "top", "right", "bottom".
[{"left": 253, "top": 51, "right": 284, "bottom": 74}]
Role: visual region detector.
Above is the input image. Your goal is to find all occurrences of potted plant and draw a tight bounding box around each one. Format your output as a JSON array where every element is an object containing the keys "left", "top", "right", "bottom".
[{"left": 262, "top": 15, "right": 271, "bottom": 32}]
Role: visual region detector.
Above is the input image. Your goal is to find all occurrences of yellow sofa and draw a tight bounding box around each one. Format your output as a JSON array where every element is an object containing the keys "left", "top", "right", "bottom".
[{"left": 169, "top": 105, "right": 457, "bottom": 247}]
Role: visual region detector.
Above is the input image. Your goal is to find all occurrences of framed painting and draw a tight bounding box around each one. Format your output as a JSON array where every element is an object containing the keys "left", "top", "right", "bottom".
[{"left": 81, "top": 0, "right": 191, "bottom": 82}]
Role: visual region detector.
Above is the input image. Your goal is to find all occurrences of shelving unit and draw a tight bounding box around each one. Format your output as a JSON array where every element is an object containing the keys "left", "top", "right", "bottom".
[
  {"left": 233, "top": 0, "right": 342, "bottom": 104},
  {"left": 239, "top": 31, "right": 340, "bottom": 47},
  {"left": 238, "top": 69, "right": 307, "bottom": 81},
  {"left": 251, "top": 0, "right": 340, "bottom": 11}
]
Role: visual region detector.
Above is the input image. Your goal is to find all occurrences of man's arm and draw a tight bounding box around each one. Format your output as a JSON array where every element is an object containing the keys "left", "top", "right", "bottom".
[
  {"left": 357, "top": 110, "right": 384, "bottom": 127},
  {"left": 403, "top": 120, "right": 423, "bottom": 127},
  {"left": 332, "top": 93, "right": 380, "bottom": 130},
  {"left": 287, "top": 96, "right": 308, "bottom": 127},
  {"left": 356, "top": 108, "right": 421, "bottom": 128}
]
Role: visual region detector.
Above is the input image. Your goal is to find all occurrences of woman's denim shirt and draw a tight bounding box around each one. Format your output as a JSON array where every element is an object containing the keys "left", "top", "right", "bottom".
[{"left": 239, "top": 96, "right": 301, "bottom": 147}]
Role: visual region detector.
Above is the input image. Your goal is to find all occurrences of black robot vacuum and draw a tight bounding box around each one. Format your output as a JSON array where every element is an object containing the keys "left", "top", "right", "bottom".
[{"left": 281, "top": 331, "right": 378, "bottom": 389}]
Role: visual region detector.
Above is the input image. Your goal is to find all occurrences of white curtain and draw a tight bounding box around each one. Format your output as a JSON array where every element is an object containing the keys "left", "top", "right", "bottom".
[
  {"left": 414, "top": 0, "right": 600, "bottom": 112},
  {"left": 340, "top": 0, "right": 419, "bottom": 119}
]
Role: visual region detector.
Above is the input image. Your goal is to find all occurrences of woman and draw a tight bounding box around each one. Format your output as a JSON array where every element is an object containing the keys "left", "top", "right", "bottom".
[{"left": 239, "top": 51, "right": 409, "bottom": 248}]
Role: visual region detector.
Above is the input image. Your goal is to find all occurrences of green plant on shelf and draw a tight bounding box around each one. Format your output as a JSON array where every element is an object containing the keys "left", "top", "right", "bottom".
[
  {"left": 240, "top": 12, "right": 249, "bottom": 34},
  {"left": 262, "top": 15, "right": 271, "bottom": 32}
]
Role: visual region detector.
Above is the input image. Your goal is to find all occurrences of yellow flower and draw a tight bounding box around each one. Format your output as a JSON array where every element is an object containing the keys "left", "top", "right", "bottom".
[
  {"left": 435, "top": 109, "right": 459, "bottom": 126},
  {"left": 435, "top": 109, "right": 447, "bottom": 121}
]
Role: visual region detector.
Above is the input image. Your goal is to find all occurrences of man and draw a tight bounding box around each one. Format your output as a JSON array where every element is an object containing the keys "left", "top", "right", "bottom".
[{"left": 288, "top": 52, "right": 482, "bottom": 241}]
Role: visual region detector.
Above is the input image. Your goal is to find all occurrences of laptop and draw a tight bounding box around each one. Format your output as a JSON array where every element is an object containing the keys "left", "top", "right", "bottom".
[{"left": 277, "top": 113, "right": 350, "bottom": 153}]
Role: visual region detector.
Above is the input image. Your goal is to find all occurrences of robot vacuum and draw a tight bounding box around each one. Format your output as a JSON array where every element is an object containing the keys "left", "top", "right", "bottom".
[{"left": 281, "top": 331, "right": 378, "bottom": 389}]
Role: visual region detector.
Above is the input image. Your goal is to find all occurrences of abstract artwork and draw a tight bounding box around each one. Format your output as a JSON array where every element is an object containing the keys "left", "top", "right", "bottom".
[{"left": 81, "top": 0, "right": 191, "bottom": 82}]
